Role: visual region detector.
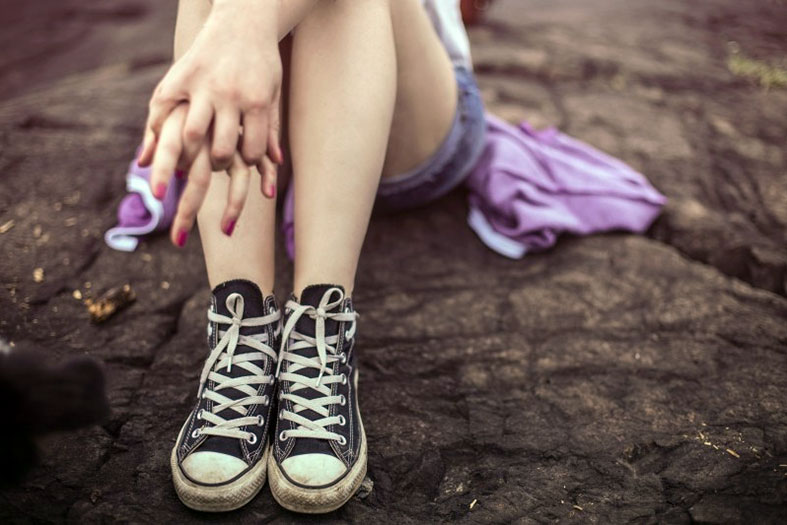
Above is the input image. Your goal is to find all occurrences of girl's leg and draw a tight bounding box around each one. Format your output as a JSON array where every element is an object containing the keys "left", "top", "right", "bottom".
[
  {"left": 174, "top": 0, "right": 278, "bottom": 292},
  {"left": 271, "top": 3, "right": 460, "bottom": 512},
  {"left": 288, "top": 0, "right": 395, "bottom": 295},
  {"left": 289, "top": 0, "right": 457, "bottom": 295},
  {"left": 383, "top": 0, "right": 459, "bottom": 178},
  {"left": 196, "top": 173, "right": 276, "bottom": 291}
]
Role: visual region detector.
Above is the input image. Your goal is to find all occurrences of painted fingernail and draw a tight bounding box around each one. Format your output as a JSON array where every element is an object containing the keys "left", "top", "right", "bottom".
[
  {"left": 270, "top": 184, "right": 277, "bottom": 198},
  {"left": 174, "top": 170, "right": 185, "bottom": 179},
  {"left": 224, "top": 219, "right": 236, "bottom": 236},
  {"left": 175, "top": 229, "right": 188, "bottom": 248},
  {"left": 154, "top": 182, "right": 167, "bottom": 200}
]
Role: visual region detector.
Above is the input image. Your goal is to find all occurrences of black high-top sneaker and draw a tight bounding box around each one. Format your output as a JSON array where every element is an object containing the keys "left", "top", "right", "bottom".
[
  {"left": 171, "top": 280, "right": 281, "bottom": 512},
  {"left": 268, "top": 284, "right": 366, "bottom": 513}
]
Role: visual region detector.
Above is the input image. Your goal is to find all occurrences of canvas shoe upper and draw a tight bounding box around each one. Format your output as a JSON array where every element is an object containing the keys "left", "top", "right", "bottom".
[{"left": 172, "top": 280, "right": 280, "bottom": 502}]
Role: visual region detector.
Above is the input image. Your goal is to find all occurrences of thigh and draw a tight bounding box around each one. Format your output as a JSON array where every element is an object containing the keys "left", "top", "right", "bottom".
[{"left": 382, "top": 0, "right": 459, "bottom": 178}]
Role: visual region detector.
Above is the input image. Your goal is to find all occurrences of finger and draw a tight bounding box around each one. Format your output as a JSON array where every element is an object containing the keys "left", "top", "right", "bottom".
[
  {"left": 221, "top": 154, "right": 251, "bottom": 236},
  {"left": 181, "top": 96, "right": 213, "bottom": 167},
  {"left": 171, "top": 146, "right": 212, "bottom": 248},
  {"left": 259, "top": 156, "right": 277, "bottom": 199},
  {"left": 141, "top": 76, "right": 183, "bottom": 166},
  {"left": 137, "top": 128, "right": 157, "bottom": 167},
  {"left": 267, "top": 89, "right": 284, "bottom": 165},
  {"left": 211, "top": 107, "right": 241, "bottom": 171},
  {"left": 240, "top": 108, "right": 268, "bottom": 168},
  {"left": 150, "top": 104, "right": 189, "bottom": 200}
]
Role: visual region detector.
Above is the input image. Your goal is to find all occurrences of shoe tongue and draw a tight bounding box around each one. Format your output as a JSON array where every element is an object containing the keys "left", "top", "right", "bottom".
[
  {"left": 213, "top": 279, "right": 267, "bottom": 318},
  {"left": 203, "top": 279, "right": 274, "bottom": 455},
  {"left": 212, "top": 279, "right": 272, "bottom": 339},
  {"left": 287, "top": 284, "right": 347, "bottom": 459},
  {"left": 294, "top": 284, "right": 346, "bottom": 338}
]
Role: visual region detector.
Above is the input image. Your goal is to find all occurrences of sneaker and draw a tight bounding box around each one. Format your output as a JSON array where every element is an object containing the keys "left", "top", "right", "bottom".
[
  {"left": 268, "top": 284, "right": 367, "bottom": 513},
  {"left": 171, "top": 280, "right": 281, "bottom": 512}
]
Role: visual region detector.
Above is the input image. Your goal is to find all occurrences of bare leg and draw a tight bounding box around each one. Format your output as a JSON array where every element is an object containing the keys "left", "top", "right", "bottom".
[
  {"left": 383, "top": 0, "right": 458, "bottom": 177},
  {"left": 289, "top": 0, "right": 457, "bottom": 295},
  {"left": 289, "top": 0, "right": 396, "bottom": 295},
  {"left": 173, "top": 1, "right": 300, "bottom": 293}
]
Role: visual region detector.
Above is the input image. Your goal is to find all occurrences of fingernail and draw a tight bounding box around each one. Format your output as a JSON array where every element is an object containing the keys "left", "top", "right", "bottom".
[
  {"left": 270, "top": 184, "right": 277, "bottom": 198},
  {"left": 154, "top": 182, "right": 167, "bottom": 200},
  {"left": 174, "top": 170, "right": 185, "bottom": 179},
  {"left": 224, "top": 219, "right": 236, "bottom": 236},
  {"left": 175, "top": 229, "right": 188, "bottom": 248},
  {"left": 278, "top": 148, "right": 284, "bottom": 165}
]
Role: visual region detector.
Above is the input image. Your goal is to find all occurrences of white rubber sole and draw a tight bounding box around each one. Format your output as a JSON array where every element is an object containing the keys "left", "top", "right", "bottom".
[
  {"left": 170, "top": 435, "right": 269, "bottom": 512},
  {"left": 268, "top": 429, "right": 367, "bottom": 514}
]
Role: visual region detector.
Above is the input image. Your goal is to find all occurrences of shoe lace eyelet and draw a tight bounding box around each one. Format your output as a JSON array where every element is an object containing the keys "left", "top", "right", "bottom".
[
  {"left": 338, "top": 415, "right": 346, "bottom": 426},
  {"left": 197, "top": 409, "right": 204, "bottom": 420},
  {"left": 337, "top": 435, "right": 347, "bottom": 446},
  {"left": 340, "top": 394, "right": 346, "bottom": 406},
  {"left": 256, "top": 415, "right": 264, "bottom": 426},
  {"left": 279, "top": 431, "right": 288, "bottom": 442},
  {"left": 339, "top": 353, "right": 347, "bottom": 364},
  {"left": 191, "top": 428, "right": 201, "bottom": 438},
  {"left": 247, "top": 433, "right": 258, "bottom": 445},
  {"left": 344, "top": 330, "right": 352, "bottom": 339},
  {"left": 341, "top": 374, "right": 347, "bottom": 385}
]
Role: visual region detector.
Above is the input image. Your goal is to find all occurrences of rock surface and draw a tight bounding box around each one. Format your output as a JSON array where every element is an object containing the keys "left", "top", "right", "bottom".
[{"left": 1, "top": 0, "right": 786, "bottom": 522}]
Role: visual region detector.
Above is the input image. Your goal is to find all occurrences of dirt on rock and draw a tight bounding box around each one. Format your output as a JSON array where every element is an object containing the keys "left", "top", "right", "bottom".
[{"left": 1, "top": 0, "right": 785, "bottom": 523}]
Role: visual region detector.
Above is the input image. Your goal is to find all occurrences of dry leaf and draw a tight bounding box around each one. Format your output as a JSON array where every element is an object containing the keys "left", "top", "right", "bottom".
[
  {"left": 86, "top": 284, "right": 136, "bottom": 323},
  {"left": 33, "top": 268, "right": 44, "bottom": 283},
  {"left": 0, "top": 219, "right": 14, "bottom": 234}
]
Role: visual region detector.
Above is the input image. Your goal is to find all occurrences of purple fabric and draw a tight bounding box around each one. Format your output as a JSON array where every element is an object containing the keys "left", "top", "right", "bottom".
[
  {"left": 464, "top": 114, "right": 666, "bottom": 256},
  {"left": 104, "top": 152, "right": 185, "bottom": 252}
]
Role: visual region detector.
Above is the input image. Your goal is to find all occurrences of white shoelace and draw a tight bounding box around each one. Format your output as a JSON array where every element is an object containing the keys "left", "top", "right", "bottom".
[
  {"left": 195, "top": 293, "right": 280, "bottom": 442},
  {"left": 275, "top": 287, "right": 358, "bottom": 443}
]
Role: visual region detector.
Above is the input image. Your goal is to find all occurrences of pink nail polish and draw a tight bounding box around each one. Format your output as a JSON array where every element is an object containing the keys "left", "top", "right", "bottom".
[
  {"left": 154, "top": 183, "right": 167, "bottom": 200},
  {"left": 175, "top": 229, "right": 188, "bottom": 247},
  {"left": 270, "top": 184, "right": 277, "bottom": 198},
  {"left": 224, "top": 219, "right": 236, "bottom": 236}
]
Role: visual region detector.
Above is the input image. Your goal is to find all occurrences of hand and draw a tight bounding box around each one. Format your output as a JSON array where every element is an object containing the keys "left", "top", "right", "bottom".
[
  {"left": 150, "top": 103, "right": 278, "bottom": 247},
  {"left": 138, "top": 0, "right": 283, "bottom": 175}
]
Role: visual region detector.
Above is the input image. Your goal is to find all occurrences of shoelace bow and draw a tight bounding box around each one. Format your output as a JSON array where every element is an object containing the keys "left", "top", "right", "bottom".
[
  {"left": 196, "top": 293, "right": 280, "bottom": 442},
  {"left": 275, "top": 287, "right": 358, "bottom": 442}
]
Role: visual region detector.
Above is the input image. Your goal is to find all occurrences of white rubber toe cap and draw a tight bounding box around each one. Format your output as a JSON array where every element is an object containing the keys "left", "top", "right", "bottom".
[
  {"left": 181, "top": 451, "right": 248, "bottom": 484},
  {"left": 281, "top": 454, "right": 346, "bottom": 486}
]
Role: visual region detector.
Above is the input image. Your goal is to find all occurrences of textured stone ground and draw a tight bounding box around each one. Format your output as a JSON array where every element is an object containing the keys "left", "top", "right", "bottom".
[{"left": 1, "top": 0, "right": 786, "bottom": 522}]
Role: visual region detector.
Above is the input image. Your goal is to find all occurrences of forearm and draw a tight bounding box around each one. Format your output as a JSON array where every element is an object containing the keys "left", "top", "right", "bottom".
[{"left": 174, "top": 0, "right": 319, "bottom": 60}]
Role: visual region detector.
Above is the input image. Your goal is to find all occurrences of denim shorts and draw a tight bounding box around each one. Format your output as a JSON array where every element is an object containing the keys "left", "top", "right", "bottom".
[{"left": 375, "top": 66, "right": 486, "bottom": 213}]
